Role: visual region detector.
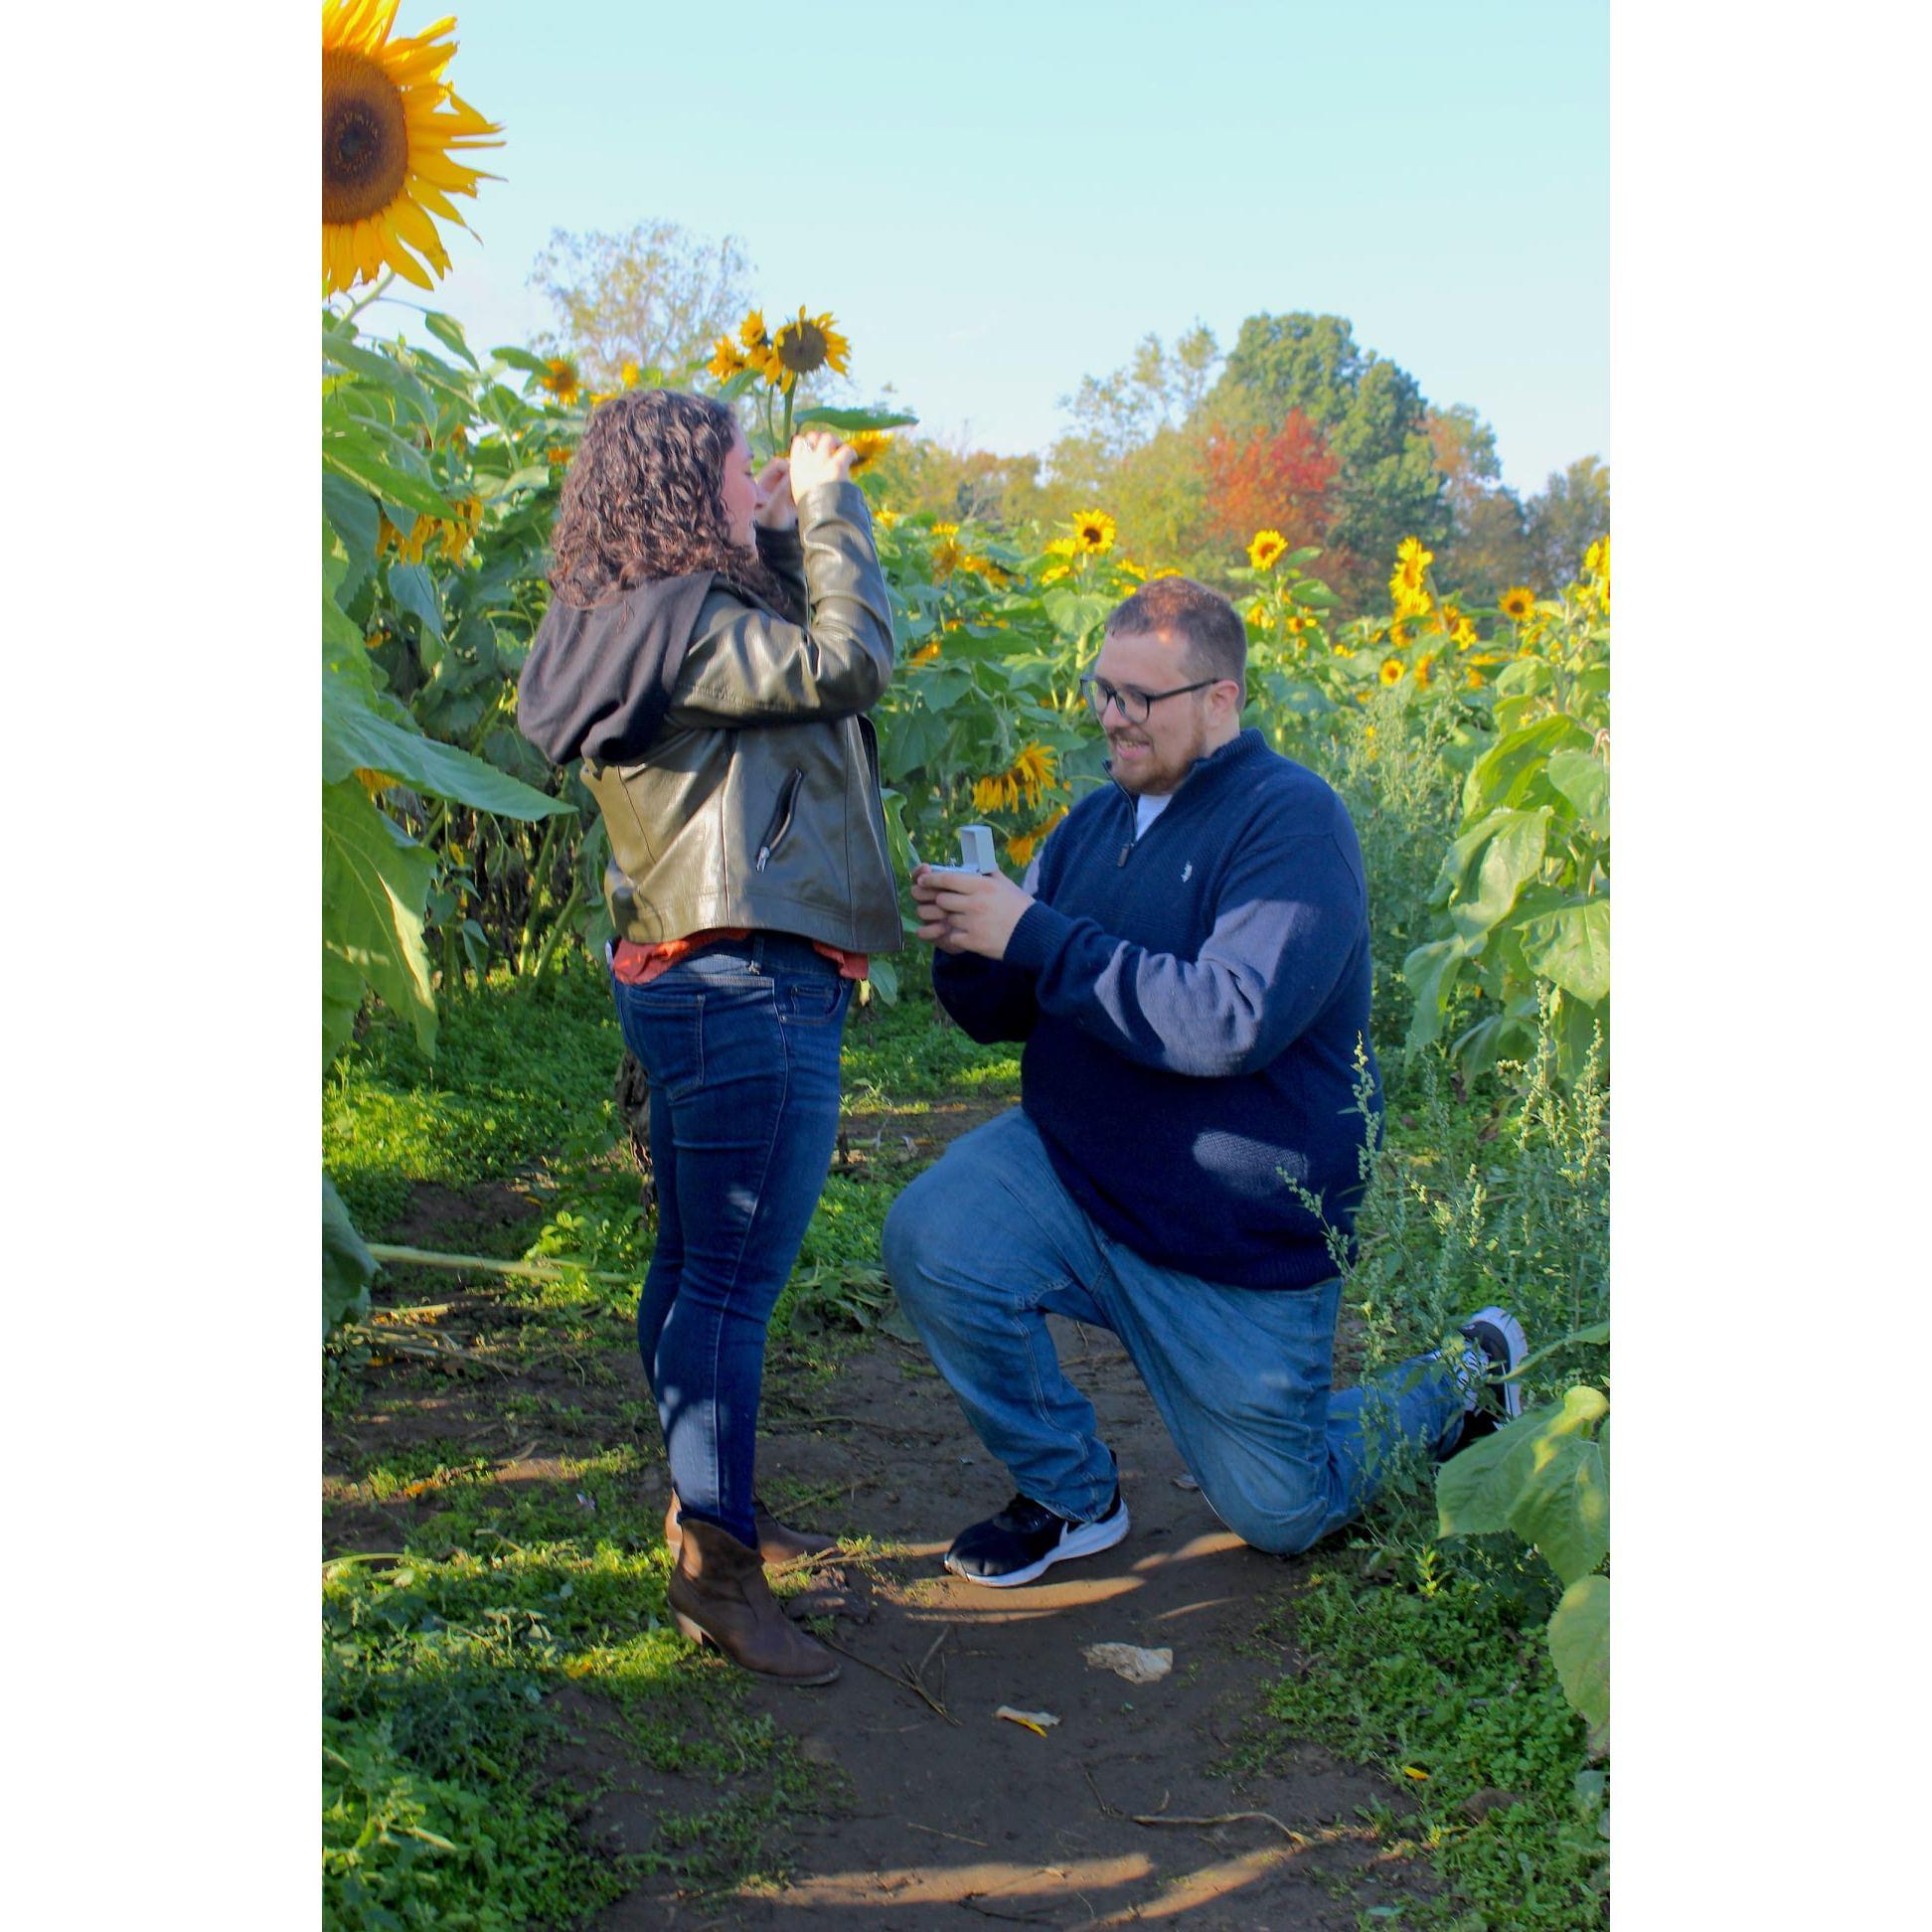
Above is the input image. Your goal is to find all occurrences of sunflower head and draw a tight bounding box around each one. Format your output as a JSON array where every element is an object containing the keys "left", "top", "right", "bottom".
[
  {"left": 773, "top": 308, "right": 851, "bottom": 379},
  {"left": 1009, "top": 742, "right": 1055, "bottom": 807},
  {"left": 540, "top": 357, "right": 580, "bottom": 405},
  {"left": 1248, "top": 529, "right": 1288, "bottom": 571},
  {"left": 846, "top": 429, "right": 893, "bottom": 473},
  {"left": 707, "top": 336, "right": 748, "bottom": 383},
  {"left": 738, "top": 309, "right": 769, "bottom": 351},
  {"left": 322, "top": 2, "right": 504, "bottom": 295},
  {"left": 1499, "top": 585, "right": 1536, "bottom": 623},
  {"left": 619, "top": 360, "right": 644, "bottom": 389},
  {"left": 1072, "top": 510, "right": 1116, "bottom": 556},
  {"left": 1379, "top": 658, "right": 1405, "bottom": 687},
  {"left": 1388, "top": 573, "right": 1433, "bottom": 622}
]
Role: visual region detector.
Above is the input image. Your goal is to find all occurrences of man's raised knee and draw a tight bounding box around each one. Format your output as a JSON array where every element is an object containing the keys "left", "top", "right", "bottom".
[
  {"left": 882, "top": 1164, "right": 952, "bottom": 1309},
  {"left": 1206, "top": 1488, "right": 1332, "bottom": 1558}
]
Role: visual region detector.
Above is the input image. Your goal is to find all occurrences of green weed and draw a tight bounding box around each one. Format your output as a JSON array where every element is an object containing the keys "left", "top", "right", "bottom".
[{"left": 1252, "top": 1554, "right": 1607, "bottom": 1931}]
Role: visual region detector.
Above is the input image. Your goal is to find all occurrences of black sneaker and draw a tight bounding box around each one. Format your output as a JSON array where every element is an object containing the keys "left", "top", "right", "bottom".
[
  {"left": 943, "top": 1486, "right": 1131, "bottom": 1588},
  {"left": 1442, "top": 1305, "right": 1530, "bottom": 1450}
]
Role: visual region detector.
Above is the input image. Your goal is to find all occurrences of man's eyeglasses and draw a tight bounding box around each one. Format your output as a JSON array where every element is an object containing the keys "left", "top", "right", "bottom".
[{"left": 1079, "top": 674, "right": 1220, "bottom": 725}]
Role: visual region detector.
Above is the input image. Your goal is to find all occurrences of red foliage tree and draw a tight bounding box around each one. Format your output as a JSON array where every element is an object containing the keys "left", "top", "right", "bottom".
[{"left": 1203, "top": 409, "right": 1341, "bottom": 556}]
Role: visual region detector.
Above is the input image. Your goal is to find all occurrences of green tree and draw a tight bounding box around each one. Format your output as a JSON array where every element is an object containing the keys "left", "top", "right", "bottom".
[
  {"left": 1443, "top": 489, "right": 1534, "bottom": 605},
  {"left": 868, "top": 437, "right": 1044, "bottom": 529},
  {"left": 1040, "top": 326, "right": 1220, "bottom": 567},
  {"left": 1053, "top": 325, "right": 1221, "bottom": 466},
  {"left": 1204, "top": 312, "right": 1449, "bottom": 610},
  {"left": 1524, "top": 456, "right": 1611, "bottom": 592},
  {"left": 1428, "top": 403, "right": 1534, "bottom": 604},
  {"left": 528, "top": 220, "right": 753, "bottom": 389}
]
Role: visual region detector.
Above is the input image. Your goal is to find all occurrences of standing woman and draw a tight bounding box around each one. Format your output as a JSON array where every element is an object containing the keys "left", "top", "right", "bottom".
[{"left": 519, "top": 392, "right": 899, "bottom": 1686}]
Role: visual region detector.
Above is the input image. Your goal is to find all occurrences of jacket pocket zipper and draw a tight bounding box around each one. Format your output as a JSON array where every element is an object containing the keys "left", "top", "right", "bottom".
[{"left": 755, "top": 767, "right": 805, "bottom": 872}]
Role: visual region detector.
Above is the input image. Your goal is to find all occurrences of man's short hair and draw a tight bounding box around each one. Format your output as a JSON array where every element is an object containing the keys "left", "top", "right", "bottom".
[{"left": 1105, "top": 577, "right": 1247, "bottom": 688}]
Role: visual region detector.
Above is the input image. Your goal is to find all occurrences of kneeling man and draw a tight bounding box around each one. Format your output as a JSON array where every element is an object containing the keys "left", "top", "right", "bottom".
[{"left": 884, "top": 577, "right": 1526, "bottom": 1585}]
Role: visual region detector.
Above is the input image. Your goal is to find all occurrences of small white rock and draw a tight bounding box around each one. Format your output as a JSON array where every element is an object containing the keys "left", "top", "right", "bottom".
[{"left": 1083, "top": 1643, "right": 1174, "bottom": 1685}]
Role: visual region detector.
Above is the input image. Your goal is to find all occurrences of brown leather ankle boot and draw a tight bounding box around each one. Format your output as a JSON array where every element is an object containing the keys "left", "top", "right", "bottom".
[
  {"left": 666, "top": 1517, "right": 841, "bottom": 1686},
  {"left": 665, "top": 1491, "right": 838, "bottom": 1568}
]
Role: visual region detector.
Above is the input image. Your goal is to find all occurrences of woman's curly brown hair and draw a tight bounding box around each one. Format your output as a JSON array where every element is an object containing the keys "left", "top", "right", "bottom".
[{"left": 547, "top": 389, "right": 800, "bottom": 619}]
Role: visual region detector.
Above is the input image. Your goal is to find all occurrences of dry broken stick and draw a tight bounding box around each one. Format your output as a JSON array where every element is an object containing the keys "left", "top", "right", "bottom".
[
  {"left": 1129, "top": 1808, "right": 1309, "bottom": 1845},
  {"left": 1079, "top": 1762, "right": 1124, "bottom": 1819},
  {"left": 817, "top": 1634, "right": 960, "bottom": 1726}
]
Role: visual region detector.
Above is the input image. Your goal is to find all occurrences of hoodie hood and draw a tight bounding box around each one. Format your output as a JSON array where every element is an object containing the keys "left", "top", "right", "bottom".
[{"left": 517, "top": 570, "right": 716, "bottom": 767}]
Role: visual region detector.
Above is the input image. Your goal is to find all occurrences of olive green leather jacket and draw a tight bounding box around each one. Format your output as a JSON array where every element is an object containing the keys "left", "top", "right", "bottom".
[{"left": 578, "top": 480, "right": 902, "bottom": 954}]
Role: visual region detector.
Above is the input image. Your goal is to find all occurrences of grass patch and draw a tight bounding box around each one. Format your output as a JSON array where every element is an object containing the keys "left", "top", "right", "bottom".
[
  {"left": 1242, "top": 1011, "right": 1610, "bottom": 1928},
  {"left": 325, "top": 952, "right": 625, "bottom": 1233},
  {"left": 1247, "top": 1550, "right": 1607, "bottom": 1930}
]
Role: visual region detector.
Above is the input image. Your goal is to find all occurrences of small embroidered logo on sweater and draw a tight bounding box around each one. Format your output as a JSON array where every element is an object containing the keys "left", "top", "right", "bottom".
[{"left": 1182, "top": 862, "right": 1194, "bottom": 882}]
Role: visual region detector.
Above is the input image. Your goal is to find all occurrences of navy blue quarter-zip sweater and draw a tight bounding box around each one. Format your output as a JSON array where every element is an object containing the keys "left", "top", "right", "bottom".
[{"left": 933, "top": 728, "right": 1382, "bottom": 1291}]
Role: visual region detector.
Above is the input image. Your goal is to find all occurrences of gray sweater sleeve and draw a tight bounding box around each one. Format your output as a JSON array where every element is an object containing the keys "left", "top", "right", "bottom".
[{"left": 664, "top": 480, "right": 894, "bottom": 725}]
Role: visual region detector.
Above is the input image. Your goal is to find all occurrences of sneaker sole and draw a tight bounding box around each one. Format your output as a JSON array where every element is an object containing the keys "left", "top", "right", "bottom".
[
  {"left": 1466, "top": 1306, "right": 1530, "bottom": 1420},
  {"left": 943, "top": 1503, "right": 1132, "bottom": 1589}
]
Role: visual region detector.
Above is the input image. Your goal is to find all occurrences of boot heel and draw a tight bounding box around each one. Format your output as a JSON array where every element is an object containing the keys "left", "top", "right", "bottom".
[{"left": 672, "top": 1611, "right": 711, "bottom": 1646}]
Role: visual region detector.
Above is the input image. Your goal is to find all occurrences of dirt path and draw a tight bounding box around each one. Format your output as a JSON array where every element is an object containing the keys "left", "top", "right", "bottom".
[
  {"left": 328, "top": 1103, "right": 1436, "bottom": 1927},
  {"left": 564, "top": 1317, "right": 1430, "bottom": 1929}
]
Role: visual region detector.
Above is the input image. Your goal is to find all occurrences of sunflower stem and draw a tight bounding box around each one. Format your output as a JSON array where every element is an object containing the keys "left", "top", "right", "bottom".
[
  {"left": 526, "top": 879, "right": 585, "bottom": 990},
  {"left": 337, "top": 270, "right": 399, "bottom": 326}
]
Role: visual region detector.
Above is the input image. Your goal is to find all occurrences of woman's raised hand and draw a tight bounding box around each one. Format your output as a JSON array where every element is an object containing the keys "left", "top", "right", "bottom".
[
  {"left": 752, "top": 457, "right": 796, "bottom": 531},
  {"left": 787, "top": 428, "right": 857, "bottom": 498}
]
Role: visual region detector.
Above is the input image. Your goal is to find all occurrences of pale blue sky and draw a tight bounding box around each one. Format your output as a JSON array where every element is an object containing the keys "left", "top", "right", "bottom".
[{"left": 362, "top": 0, "right": 1607, "bottom": 495}]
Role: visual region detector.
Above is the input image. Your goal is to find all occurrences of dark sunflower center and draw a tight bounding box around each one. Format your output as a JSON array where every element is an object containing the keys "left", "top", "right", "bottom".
[
  {"left": 777, "top": 322, "right": 828, "bottom": 374},
  {"left": 323, "top": 50, "right": 409, "bottom": 225}
]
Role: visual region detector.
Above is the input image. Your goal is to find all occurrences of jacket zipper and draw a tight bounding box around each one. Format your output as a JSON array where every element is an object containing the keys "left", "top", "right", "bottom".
[{"left": 755, "top": 768, "right": 805, "bottom": 872}]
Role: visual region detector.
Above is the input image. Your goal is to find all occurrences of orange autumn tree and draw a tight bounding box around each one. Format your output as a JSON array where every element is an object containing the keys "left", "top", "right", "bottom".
[{"left": 1203, "top": 409, "right": 1340, "bottom": 562}]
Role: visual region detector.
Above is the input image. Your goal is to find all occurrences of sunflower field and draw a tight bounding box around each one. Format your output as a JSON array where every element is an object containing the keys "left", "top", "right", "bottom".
[{"left": 321, "top": 6, "right": 1610, "bottom": 1923}]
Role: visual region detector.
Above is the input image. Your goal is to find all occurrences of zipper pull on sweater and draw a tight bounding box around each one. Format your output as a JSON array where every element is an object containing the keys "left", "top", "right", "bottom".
[{"left": 1117, "top": 843, "right": 1132, "bottom": 867}]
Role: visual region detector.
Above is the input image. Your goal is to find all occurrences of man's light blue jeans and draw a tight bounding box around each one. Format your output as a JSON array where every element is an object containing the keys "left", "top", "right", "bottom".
[{"left": 882, "top": 1107, "right": 1462, "bottom": 1555}]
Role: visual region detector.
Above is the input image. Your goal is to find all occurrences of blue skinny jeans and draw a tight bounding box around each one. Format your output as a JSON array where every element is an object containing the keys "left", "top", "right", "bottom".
[{"left": 609, "top": 933, "right": 851, "bottom": 1547}]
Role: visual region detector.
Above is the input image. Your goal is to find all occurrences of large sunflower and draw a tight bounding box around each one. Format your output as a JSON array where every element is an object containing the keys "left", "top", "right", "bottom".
[
  {"left": 322, "top": 3, "right": 503, "bottom": 294},
  {"left": 772, "top": 308, "right": 852, "bottom": 386},
  {"left": 1248, "top": 528, "right": 1288, "bottom": 571}
]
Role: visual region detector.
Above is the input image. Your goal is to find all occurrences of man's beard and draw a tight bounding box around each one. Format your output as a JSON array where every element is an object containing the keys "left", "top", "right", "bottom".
[{"left": 1108, "top": 720, "right": 1206, "bottom": 795}]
